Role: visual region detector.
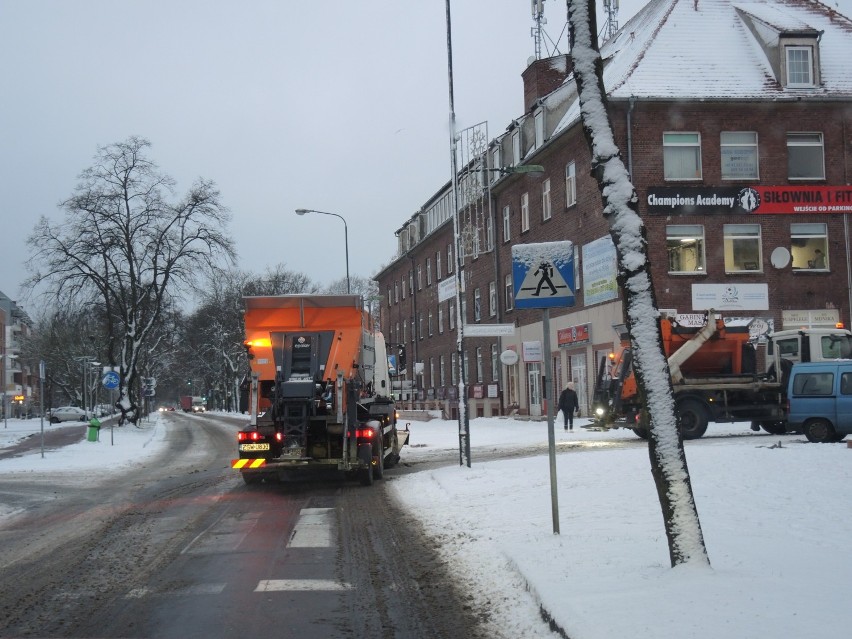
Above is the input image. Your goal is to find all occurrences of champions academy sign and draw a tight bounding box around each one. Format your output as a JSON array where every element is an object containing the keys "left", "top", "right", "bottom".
[{"left": 646, "top": 186, "right": 852, "bottom": 215}]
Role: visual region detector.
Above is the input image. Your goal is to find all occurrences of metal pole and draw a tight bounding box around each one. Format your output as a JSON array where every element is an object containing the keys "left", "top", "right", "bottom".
[
  {"left": 542, "top": 308, "right": 560, "bottom": 534},
  {"left": 445, "top": 0, "right": 470, "bottom": 467},
  {"left": 343, "top": 219, "right": 350, "bottom": 294}
]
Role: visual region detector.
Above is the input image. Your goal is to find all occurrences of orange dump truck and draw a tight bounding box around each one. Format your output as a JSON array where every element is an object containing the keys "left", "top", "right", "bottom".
[
  {"left": 592, "top": 312, "right": 852, "bottom": 439},
  {"left": 235, "top": 294, "right": 407, "bottom": 486}
]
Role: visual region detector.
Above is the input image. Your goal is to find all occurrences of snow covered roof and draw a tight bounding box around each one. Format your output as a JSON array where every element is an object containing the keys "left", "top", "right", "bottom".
[{"left": 554, "top": 0, "right": 852, "bottom": 135}]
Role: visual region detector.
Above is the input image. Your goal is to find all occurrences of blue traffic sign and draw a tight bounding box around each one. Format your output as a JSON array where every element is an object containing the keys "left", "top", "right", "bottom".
[
  {"left": 512, "top": 241, "right": 575, "bottom": 309},
  {"left": 102, "top": 370, "right": 120, "bottom": 390}
]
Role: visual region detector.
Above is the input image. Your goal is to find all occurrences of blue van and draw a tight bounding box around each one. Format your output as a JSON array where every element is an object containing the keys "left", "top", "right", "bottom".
[{"left": 787, "top": 361, "right": 852, "bottom": 443}]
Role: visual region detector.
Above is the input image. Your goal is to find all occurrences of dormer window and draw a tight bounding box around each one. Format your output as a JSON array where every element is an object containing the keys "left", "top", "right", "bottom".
[
  {"left": 512, "top": 129, "right": 521, "bottom": 164},
  {"left": 785, "top": 45, "right": 814, "bottom": 88},
  {"left": 534, "top": 109, "right": 545, "bottom": 149}
]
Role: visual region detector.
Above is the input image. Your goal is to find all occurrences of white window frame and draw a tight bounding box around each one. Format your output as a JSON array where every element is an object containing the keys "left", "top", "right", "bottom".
[
  {"left": 721, "top": 131, "right": 759, "bottom": 181},
  {"left": 723, "top": 223, "right": 763, "bottom": 273},
  {"left": 426, "top": 257, "right": 432, "bottom": 286},
  {"left": 504, "top": 273, "right": 514, "bottom": 311},
  {"left": 521, "top": 192, "right": 530, "bottom": 232},
  {"left": 791, "top": 222, "right": 829, "bottom": 271},
  {"left": 666, "top": 224, "right": 706, "bottom": 274},
  {"left": 439, "top": 304, "right": 444, "bottom": 333},
  {"left": 449, "top": 301, "right": 456, "bottom": 330},
  {"left": 491, "top": 343, "right": 499, "bottom": 381},
  {"left": 512, "top": 129, "right": 521, "bottom": 164},
  {"left": 542, "top": 178, "right": 552, "bottom": 221},
  {"left": 476, "top": 347, "right": 484, "bottom": 383},
  {"left": 565, "top": 161, "right": 576, "bottom": 207},
  {"left": 489, "top": 281, "right": 497, "bottom": 318},
  {"left": 502, "top": 205, "right": 511, "bottom": 242},
  {"left": 447, "top": 243, "right": 454, "bottom": 274},
  {"left": 428, "top": 310, "right": 433, "bottom": 336},
  {"left": 534, "top": 110, "right": 544, "bottom": 149},
  {"left": 417, "top": 265, "right": 422, "bottom": 290},
  {"left": 474, "top": 288, "right": 481, "bottom": 322},
  {"left": 436, "top": 251, "right": 442, "bottom": 280},
  {"left": 490, "top": 146, "right": 502, "bottom": 184},
  {"left": 440, "top": 354, "right": 446, "bottom": 386},
  {"left": 663, "top": 132, "right": 702, "bottom": 181},
  {"left": 787, "top": 132, "right": 825, "bottom": 180},
  {"left": 786, "top": 45, "right": 814, "bottom": 88}
]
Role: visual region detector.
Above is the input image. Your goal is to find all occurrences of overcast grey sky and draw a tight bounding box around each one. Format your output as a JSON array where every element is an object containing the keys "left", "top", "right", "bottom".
[{"left": 3, "top": 0, "right": 846, "bottom": 308}]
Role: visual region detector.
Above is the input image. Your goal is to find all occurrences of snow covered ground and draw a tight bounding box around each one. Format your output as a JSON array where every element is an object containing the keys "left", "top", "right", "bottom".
[{"left": 1, "top": 412, "right": 850, "bottom": 638}]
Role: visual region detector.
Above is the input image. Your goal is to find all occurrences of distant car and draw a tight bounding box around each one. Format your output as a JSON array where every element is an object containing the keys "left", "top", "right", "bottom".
[{"left": 47, "top": 406, "right": 88, "bottom": 423}]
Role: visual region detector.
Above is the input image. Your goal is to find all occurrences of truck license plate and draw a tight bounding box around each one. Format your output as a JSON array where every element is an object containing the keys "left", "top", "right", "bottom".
[
  {"left": 239, "top": 443, "right": 270, "bottom": 452},
  {"left": 282, "top": 448, "right": 304, "bottom": 458}
]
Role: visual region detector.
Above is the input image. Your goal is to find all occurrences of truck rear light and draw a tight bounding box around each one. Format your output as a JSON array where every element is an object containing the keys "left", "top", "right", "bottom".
[
  {"left": 355, "top": 427, "right": 375, "bottom": 439},
  {"left": 237, "top": 431, "right": 264, "bottom": 442}
]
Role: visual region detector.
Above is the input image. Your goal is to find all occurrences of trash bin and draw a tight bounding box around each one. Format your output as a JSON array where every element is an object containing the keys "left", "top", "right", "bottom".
[{"left": 87, "top": 417, "right": 101, "bottom": 442}]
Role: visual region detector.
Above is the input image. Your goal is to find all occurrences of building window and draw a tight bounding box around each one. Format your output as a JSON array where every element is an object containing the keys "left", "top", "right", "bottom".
[
  {"left": 489, "top": 281, "right": 497, "bottom": 317},
  {"left": 663, "top": 132, "right": 702, "bottom": 180},
  {"left": 461, "top": 297, "right": 467, "bottom": 325},
  {"left": 721, "top": 132, "right": 759, "bottom": 180},
  {"left": 791, "top": 222, "right": 828, "bottom": 270},
  {"left": 474, "top": 288, "right": 481, "bottom": 322},
  {"left": 723, "top": 224, "right": 762, "bottom": 273},
  {"left": 436, "top": 251, "right": 442, "bottom": 280},
  {"left": 447, "top": 243, "right": 454, "bottom": 274},
  {"left": 565, "top": 161, "right": 576, "bottom": 207},
  {"left": 490, "top": 146, "right": 501, "bottom": 184},
  {"left": 409, "top": 271, "right": 414, "bottom": 294},
  {"left": 429, "top": 357, "right": 435, "bottom": 389},
  {"left": 512, "top": 129, "right": 521, "bottom": 164},
  {"left": 426, "top": 258, "right": 432, "bottom": 286},
  {"left": 419, "top": 313, "right": 423, "bottom": 340},
  {"left": 786, "top": 46, "right": 814, "bottom": 87},
  {"left": 666, "top": 225, "right": 706, "bottom": 274},
  {"left": 534, "top": 110, "right": 544, "bottom": 148},
  {"left": 476, "top": 347, "right": 484, "bottom": 383},
  {"left": 439, "top": 304, "right": 444, "bottom": 333},
  {"left": 401, "top": 277, "right": 406, "bottom": 300},
  {"left": 449, "top": 301, "right": 456, "bottom": 330},
  {"left": 387, "top": 288, "right": 392, "bottom": 306},
  {"left": 505, "top": 273, "right": 514, "bottom": 311},
  {"left": 410, "top": 319, "right": 415, "bottom": 343},
  {"left": 485, "top": 215, "right": 494, "bottom": 251},
  {"left": 787, "top": 132, "right": 825, "bottom": 180},
  {"left": 502, "top": 206, "right": 511, "bottom": 242},
  {"left": 402, "top": 321, "right": 406, "bottom": 344},
  {"left": 521, "top": 192, "right": 530, "bottom": 232},
  {"left": 542, "top": 178, "right": 552, "bottom": 221},
  {"left": 428, "top": 310, "right": 433, "bottom": 336},
  {"left": 491, "top": 343, "right": 499, "bottom": 381},
  {"left": 417, "top": 265, "right": 422, "bottom": 290},
  {"left": 451, "top": 352, "right": 458, "bottom": 385},
  {"left": 394, "top": 282, "right": 399, "bottom": 303},
  {"left": 440, "top": 355, "right": 446, "bottom": 386}
]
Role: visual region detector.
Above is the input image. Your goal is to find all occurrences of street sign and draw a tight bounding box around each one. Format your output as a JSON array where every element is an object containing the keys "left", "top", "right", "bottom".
[
  {"left": 463, "top": 323, "right": 515, "bottom": 337},
  {"left": 511, "top": 241, "right": 575, "bottom": 309},
  {"left": 102, "top": 371, "right": 120, "bottom": 390}
]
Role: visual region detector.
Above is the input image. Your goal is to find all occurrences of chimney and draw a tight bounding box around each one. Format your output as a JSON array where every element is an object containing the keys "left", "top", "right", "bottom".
[{"left": 522, "top": 54, "right": 571, "bottom": 112}]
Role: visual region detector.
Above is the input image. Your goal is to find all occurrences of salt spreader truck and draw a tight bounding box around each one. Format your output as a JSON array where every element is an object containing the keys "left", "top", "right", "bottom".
[{"left": 234, "top": 294, "right": 408, "bottom": 486}]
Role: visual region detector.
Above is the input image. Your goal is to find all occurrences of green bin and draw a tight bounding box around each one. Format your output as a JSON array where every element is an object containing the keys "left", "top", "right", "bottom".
[{"left": 87, "top": 417, "right": 101, "bottom": 442}]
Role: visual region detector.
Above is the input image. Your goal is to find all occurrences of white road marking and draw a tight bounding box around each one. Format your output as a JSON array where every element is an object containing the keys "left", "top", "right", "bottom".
[
  {"left": 286, "top": 507, "right": 334, "bottom": 548},
  {"left": 254, "top": 579, "right": 352, "bottom": 592}
]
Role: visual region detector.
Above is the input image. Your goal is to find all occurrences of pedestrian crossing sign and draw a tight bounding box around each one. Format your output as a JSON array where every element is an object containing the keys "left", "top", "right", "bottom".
[{"left": 511, "top": 241, "right": 575, "bottom": 309}]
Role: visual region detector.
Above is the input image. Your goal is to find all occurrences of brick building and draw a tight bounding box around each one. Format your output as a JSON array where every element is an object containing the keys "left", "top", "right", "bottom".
[{"left": 375, "top": 0, "right": 852, "bottom": 417}]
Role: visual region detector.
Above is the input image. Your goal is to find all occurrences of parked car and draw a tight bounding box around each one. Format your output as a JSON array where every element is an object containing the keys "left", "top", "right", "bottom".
[
  {"left": 787, "top": 361, "right": 852, "bottom": 443},
  {"left": 47, "top": 406, "right": 88, "bottom": 423}
]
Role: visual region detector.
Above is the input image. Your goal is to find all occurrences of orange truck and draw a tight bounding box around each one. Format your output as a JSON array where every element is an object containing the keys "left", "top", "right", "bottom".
[
  {"left": 235, "top": 294, "right": 407, "bottom": 486},
  {"left": 592, "top": 312, "right": 852, "bottom": 439}
]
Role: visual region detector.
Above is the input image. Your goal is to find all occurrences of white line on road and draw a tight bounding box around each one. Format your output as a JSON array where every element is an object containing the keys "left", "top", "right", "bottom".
[
  {"left": 254, "top": 579, "right": 352, "bottom": 592},
  {"left": 286, "top": 507, "right": 334, "bottom": 548}
]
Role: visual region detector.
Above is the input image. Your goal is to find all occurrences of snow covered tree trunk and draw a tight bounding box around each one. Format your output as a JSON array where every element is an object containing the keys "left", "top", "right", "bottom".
[{"left": 567, "top": 0, "right": 709, "bottom": 567}]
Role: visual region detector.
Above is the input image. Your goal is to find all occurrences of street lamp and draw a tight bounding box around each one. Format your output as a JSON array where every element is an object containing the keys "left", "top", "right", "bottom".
[{"left": 295, "top": 208, "right": 351, "bottom": 294}]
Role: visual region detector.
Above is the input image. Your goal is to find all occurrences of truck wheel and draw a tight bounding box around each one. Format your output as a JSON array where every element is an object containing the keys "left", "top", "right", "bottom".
[
  {"left": 373, "top": 436, "right": 385, "bottom": 480},
  {"left": 803, "top": 419, "right": 837, "bottom": 443},
  {"left": 676, "top": 399, "right": 709, "bottom": 440},
  {"left": 760, "top": 421, "right": 787, "bottom": 435},
  {"left": 632, "top": 427, "right": 650, "bottom": 440}
]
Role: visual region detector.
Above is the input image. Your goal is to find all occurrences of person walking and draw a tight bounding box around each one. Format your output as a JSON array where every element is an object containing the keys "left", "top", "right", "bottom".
[{"left": 558, "top": 382, "right": 580, "bottom": 431}]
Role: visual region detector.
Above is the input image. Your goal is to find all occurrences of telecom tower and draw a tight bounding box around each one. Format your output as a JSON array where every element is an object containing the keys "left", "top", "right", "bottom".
[
  {"left": 603, "top": 0, "right": 620, "bottom": 41},
  {"left": 531, "top": 0, "right": 546, "bottom": 60}
]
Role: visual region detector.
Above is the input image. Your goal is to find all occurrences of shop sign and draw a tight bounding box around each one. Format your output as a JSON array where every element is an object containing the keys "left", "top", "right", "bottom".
[
  {"left": 557, "top": 323, "right": 591, "bottom": 348},
  {"left": 646, "top": 185, "right": 852, "bottom": 215},
  {"left": 522, "top": 341, "right": 543, "bottom": 362},
  {"left": 782, "top": 309, "right": 840, "bottom": 328},
  {"left": 692, "top": 283, "right": 769, "bottom": 311}
]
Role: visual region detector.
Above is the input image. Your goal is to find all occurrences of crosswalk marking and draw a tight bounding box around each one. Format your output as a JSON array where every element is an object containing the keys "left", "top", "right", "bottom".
[
  {"left": 286, "top": 507, "right": 334, "bottom": 548},
  {"left": 254, "top": 579, "right": 352, "bottom": 592}
]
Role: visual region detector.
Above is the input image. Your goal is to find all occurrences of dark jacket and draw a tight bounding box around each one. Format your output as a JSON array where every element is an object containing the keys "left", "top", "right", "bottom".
[{"left": 558, "top": 387, "right": 579, "bottom": 413}]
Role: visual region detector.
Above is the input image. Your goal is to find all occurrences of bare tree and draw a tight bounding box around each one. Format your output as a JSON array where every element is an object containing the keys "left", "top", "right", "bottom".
[
  {"left": 26, "top": 137, "right": 235, "bottom": 424},
  {"left": 567, "top": 0, "right": 709, "bottom": 566}
]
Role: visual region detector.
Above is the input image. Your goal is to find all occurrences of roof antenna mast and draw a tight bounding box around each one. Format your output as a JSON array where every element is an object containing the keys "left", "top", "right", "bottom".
[
  {"left": 603, "top": 0, "right": 620, "bottom": 41},
  {"left": 531, "top": 0, "right": 546, "bottom": 60}
]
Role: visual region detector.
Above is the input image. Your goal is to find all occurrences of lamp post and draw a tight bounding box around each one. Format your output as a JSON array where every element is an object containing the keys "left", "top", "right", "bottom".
[{"left": 295, "top": 208, "right": 351, "bottom": 294}]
